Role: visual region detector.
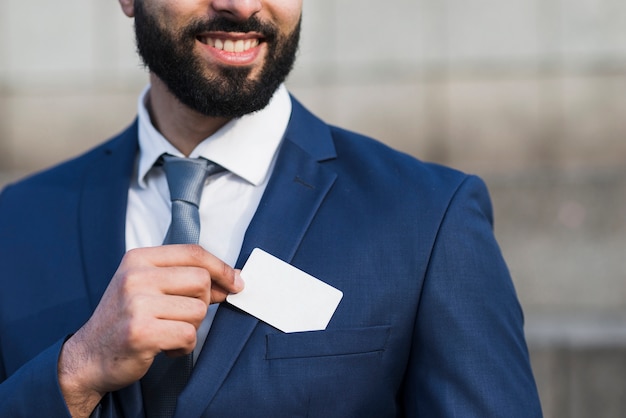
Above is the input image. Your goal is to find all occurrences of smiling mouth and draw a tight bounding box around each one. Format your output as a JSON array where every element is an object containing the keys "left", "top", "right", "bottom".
[{"left": 197, "top": 36, "right": 261, "bottom": 53}]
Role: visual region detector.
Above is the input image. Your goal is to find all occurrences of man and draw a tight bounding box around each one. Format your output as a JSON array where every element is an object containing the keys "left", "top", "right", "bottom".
[{"left": 0, "top": 0, "right": 542, "bottom": 417}]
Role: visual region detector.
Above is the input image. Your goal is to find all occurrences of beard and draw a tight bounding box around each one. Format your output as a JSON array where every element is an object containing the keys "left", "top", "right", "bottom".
[{"left": 133, "top": 0, "right": 300, "bottom": 118}]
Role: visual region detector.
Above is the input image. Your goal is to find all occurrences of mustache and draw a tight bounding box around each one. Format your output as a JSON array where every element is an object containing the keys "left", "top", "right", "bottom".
[{"left": 183, "top": 16, "right": 279, "bottom": 40}]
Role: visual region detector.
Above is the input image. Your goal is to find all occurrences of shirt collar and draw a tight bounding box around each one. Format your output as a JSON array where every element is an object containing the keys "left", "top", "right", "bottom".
[{"left": 136, "top": 84, "right": 292, "bottom": 188}]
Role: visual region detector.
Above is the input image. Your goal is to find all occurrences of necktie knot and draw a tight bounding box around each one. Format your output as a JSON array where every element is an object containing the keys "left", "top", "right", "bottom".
[
  {"left": 161, "top": 155, "right": 224, "bottom": 207},
  {"left": 160, "top": 154, "right": 225, "bottom": 245}
]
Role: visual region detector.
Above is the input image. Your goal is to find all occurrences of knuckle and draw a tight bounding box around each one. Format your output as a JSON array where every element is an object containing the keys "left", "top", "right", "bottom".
[
  {"left": 126, "top": 293, "right": 151, "bottom": 317},
  {"left": 184, "top": 267, "right": 210, "bottom": 298},
  {"left": 189, "top": 298, "right": 208, "bottom": 319},
  {"left": 196, "top": 268, "right": 212, "bottom": 290},
  {"left": 118, "top": 271, "right": 136, "bottom": 292},
  {"left": 125, "top": 317, "right": 150, "bottom": 348},
  {"left": 221, "top": 262, "right": 232, "bottom": 283},
  {"left": 124, "top": 248, "right": 143, "bottom": 264},
  {"left": 121, "top": 267, "right": 152, "bottom": 293},
  {"left": 187, "top": 244, "right": 205, "bottom": 260},
  {"left": 180, "top": 324, "right": 197, "bottom": 347},
  {"left": 196, "top": 273, "right": 212, "bottom": 304}
]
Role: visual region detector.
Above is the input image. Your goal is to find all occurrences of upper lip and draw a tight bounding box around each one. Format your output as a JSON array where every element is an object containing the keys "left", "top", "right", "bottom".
[{"left": 197, "top": 31, "right": 264, "bottom": 42}]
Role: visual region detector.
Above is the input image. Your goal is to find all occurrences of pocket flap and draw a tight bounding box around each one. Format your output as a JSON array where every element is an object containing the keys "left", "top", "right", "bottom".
[{"left": 265, "top": 325, "right": 391, "bottom": 360}]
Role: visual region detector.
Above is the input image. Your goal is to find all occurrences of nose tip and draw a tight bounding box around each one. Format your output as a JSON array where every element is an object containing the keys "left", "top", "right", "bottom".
[{"left": 211, "top": 0, "right": 262, "bottom": 21}]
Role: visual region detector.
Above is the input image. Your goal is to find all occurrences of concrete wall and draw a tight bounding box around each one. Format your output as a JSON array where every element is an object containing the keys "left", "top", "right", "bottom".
[{"left": 1, "top": 1, "right": 626, "bottom": 416}]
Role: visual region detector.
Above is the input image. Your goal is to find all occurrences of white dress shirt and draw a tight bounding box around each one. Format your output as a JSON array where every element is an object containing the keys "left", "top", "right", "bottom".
[{"left": 126, "top": 84, "right": 292, "bottom": 361}]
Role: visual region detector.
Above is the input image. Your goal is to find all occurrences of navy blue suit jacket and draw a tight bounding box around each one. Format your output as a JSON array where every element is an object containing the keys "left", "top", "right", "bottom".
[{"left": 0, "top": 98, "right": 542, "bottom": 417}]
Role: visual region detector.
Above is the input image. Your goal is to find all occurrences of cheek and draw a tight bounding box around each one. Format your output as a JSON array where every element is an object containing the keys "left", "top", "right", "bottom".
[
  {"left": 150, "top": 1, "right": 198, "bottom": 28},
  {"left": 270, "top": 2, "right": 303, "bottom": 30}
]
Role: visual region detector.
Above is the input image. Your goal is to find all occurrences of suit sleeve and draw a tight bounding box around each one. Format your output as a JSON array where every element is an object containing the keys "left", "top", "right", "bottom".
[
  {"left": 400, "top": 175, "right": 542, "bottom": 417},
  {"left": 0, "top": 338, "right": 73, "bottom": 417}
]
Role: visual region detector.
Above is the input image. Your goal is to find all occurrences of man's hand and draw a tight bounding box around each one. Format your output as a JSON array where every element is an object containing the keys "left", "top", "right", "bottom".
[{"left": 57, "top": 245, "right": 244, "bottom": 417}]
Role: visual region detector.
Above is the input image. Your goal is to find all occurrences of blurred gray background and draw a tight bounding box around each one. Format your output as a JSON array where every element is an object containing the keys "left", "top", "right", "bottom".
[{"left": 1, "top": 1, "right": 625, "bottom": 416}]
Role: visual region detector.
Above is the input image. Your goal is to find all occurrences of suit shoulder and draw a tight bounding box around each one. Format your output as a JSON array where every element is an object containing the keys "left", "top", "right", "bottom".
[
  {"left": 327, "top": 125, "right": 472, "bottom": 197},
  {"left": 1, "top": 122, "right": 137, "bottom": 194}
]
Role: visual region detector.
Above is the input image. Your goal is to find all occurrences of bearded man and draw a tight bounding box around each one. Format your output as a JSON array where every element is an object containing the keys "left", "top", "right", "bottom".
[{"left": 0, "top": 1, "right": 542, "bottom": 417}]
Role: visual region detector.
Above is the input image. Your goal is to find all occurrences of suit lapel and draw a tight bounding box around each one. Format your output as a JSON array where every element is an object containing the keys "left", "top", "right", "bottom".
[
  {"left": 79, "top": 122, "right": 138, "bottom": 309},
  {"left": 177, "top": 99, "right": 338, "bottom": 417}
]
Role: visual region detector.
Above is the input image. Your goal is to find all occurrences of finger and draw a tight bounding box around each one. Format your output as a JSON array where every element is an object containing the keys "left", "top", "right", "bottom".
[
  {"left": 152, "top": 269, "right": 241, "bottom": 307},
  {"left": 176, "top": 245, "right": 244, "bottom": 294},
  {"left": 209, "top": 283, "right": 233, "bottom": 304},
  {"left": 128, "top": 245, "right": 244, "bottom": 294},
  {"left": 123, "top": 310, "right": 199, "bottom": 357},
  {"left": 127, "top": 292, "right": 208, "bottom": 326},
  {"left": 150, "top": 319, "right": 198, "bottom": 355},
  {"left": 154, "top": 294, "right": 208, "bottom": 327},
  {"left": 148, "top": 266, "right": 213, "bottom": 304}
]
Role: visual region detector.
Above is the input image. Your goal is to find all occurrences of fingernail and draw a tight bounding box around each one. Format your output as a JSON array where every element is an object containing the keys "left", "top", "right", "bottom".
[{"left": 234, "top": 271, "right": 245, "bottom": 291}]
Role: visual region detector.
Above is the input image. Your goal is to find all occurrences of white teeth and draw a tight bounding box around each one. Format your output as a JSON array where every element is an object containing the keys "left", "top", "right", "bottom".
[{"left": 202, "top": 37, "right": 260, "bottom": 52}]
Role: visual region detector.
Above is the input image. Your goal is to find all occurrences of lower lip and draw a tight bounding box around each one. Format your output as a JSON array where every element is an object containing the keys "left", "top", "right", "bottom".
[{"left": 197, "top": 40, "right": 264, "bottom": 66}]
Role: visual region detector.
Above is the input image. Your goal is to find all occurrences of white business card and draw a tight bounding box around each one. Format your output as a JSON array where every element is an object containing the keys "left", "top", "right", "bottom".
[{"left": 226, "top": 248, "right": 343, "bottom": 333}]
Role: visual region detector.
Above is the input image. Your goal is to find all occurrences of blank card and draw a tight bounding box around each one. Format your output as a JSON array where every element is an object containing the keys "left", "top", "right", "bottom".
[{"left": 226, "top": 248, "right": 343, "bottom": 333}]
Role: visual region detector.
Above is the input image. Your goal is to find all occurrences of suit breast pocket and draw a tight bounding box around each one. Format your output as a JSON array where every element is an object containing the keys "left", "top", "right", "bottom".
[{"left": 265, "top": 325, "right": 391, "bottom": 360}]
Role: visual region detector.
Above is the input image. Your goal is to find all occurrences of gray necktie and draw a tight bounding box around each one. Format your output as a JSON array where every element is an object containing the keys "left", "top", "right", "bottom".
[{"left": 141, "top": 154, "right": 225, "bottom": 418}]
